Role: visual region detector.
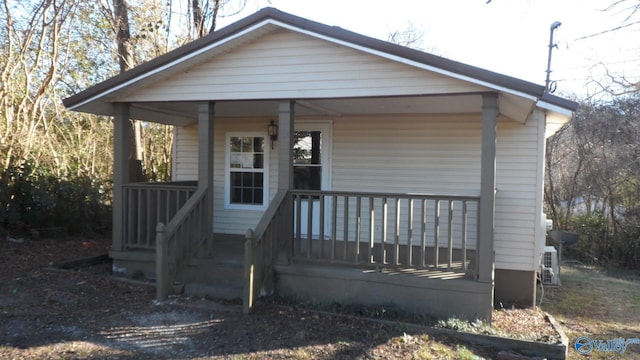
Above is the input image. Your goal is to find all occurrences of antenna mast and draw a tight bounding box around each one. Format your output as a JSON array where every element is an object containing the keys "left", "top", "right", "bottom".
[{"left": 545, "top": 21, "right": 562, "bottom": 93}]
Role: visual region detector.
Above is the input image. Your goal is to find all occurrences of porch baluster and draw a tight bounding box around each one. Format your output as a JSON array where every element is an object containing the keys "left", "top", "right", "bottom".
[
  {"left": 434, "top": 199, "right": 440, "bottom": 268},
  {"left": 319, "top": 194, "right": 325, "bottom": 258},
  {"left": 355, "top": 196, "right": 362, "bottom": 264},
  {"left": 331, "top": 195, "right": 337, "bottom": 261},
  {"left": 407, "top": 198, "right": 414, "bottom": 266},
  {"left": 394, "top": 198, "right": 401, "bottom": 265},
  {"left": 421, "top": 199, "right": 427, "bottom": 268},
  {"left": 294, "top": 194, "right": 302, "bottom": 256},
  {"left": 381, "top": 197, "right": 388, "bottom": 265},
  {"left": 343, "top": 195, "right": 349, "bottom": 261},
  {"left": 462, "top": 200, "right": 468, "bottom": 270},
  {"left": 306, "top": 194, "right": 313, "bottom": 259},
  {"left": 146, "top": 188, "right": 152, "bottom": 246},
  {"left": 368, "top": 196, "right": 375, "bottom": 264},
  {"left": 137, "top": 188, "right": 143, "bottom": 247},
  {"left": 448, "top": 200, "right": 454, "bottom": 269}
]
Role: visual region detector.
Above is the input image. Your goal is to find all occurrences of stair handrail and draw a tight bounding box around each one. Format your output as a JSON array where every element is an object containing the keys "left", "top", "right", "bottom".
[
  {"left": 243, "top": 189, "right": 289, "bottom": 313},
  {"left": 156, "top": 187, "right": 207, "bottom": 301}
]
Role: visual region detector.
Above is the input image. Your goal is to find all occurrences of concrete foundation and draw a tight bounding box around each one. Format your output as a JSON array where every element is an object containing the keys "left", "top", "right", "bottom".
[{"left": 275, "top": 263, "right": 493, "bottom": 321}]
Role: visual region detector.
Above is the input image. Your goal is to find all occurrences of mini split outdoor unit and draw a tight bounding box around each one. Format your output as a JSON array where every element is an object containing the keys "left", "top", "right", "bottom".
[{"left": 542, "top": 246, "right": 560, "bottom": 285}]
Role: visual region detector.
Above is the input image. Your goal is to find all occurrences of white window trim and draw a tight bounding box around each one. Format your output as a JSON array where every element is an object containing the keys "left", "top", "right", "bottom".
[{"left": 224, "top": 132, "right": 270, "bottom": 211}]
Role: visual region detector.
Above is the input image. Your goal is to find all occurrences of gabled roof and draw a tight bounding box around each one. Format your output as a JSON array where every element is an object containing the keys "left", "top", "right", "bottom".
[{"left": 63, "top": 7, "right": 578, "bottom": 116}]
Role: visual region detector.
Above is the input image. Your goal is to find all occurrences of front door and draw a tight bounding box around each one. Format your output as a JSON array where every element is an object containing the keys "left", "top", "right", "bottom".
[{"left": 293, "top": 121, "right": 331, "bottom": 237}]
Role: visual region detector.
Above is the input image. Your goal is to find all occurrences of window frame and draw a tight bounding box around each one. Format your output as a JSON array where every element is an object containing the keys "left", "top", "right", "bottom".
[{"left": 224, "top": 132, "right": 270, "bottom": 210}]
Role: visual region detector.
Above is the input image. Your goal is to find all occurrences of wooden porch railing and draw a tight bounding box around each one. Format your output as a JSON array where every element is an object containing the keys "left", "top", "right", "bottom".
[
  {"left": 291, "top": 190, "right": 479, "bottom": 274},
  {"left": 243, "top": 189, "right": 290, "bottom": 314},
  {"left": 123, "top": 182, "right": 197, "bottom": 249},
  {"left": 155, "top": 187, "right": 208, "bottom": 300}
]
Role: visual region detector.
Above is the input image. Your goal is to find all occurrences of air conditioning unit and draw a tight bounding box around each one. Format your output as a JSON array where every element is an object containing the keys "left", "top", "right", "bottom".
[{"left": 542, "top": 246, "right": 560, "bottom": 285}]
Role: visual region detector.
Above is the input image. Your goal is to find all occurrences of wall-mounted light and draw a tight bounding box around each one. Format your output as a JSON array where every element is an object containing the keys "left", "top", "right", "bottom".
[{"left": 267, "top": 120, "right": 278, "bottom": 149}]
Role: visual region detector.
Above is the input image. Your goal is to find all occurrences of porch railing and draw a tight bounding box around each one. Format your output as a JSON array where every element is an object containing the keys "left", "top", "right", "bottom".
[
  {"left": 123, "top": 182, "right": 197, "bottom": 249},
  {"left": 156, "top": 187, "right": 208, "bottom": 300},
  {"left": 244, "top": 189, "right": 289, "bottom": 314},
  {"left": 291, "top": 190, "right": 479, "bottom": 274}
]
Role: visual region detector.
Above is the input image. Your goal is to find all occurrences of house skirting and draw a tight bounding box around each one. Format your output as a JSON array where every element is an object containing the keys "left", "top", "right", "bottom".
[
  {"left": 494, "top": 269, "right": 536, "bottom": 307},
  {"left": 275, "top": 263, "right": 493, "bottom": 321}
]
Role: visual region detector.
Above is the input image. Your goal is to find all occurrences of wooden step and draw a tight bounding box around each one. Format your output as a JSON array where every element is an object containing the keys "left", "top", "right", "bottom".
[
  {"left": 178, "top": 260, "right": 244, "bottom": 300},
  {"left": 179, "top": 261, "right": 244, "bottom": 284}
]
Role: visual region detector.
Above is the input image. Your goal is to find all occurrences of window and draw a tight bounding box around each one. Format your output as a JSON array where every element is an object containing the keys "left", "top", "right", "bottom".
[{"left": 225, "top": 133, "right": 268, "bottom": 209}]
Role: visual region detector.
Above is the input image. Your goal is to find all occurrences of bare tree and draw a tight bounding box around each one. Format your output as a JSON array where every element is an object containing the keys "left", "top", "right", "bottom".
[
  {"left": 387, "top": 21, "right": 424, "bottom": 49},
  {"left": 545, "top": 95, "right": 640, "bottom": 267},
  {"left": 188, "top": 0, "right": 246, "bottom": 39},
  {"left": 581, "top": 0, "right": 640, "bottom": 97}
]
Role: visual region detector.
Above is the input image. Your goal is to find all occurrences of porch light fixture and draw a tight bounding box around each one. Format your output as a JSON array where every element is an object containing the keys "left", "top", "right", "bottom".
[{"left": 268, "top": 120, "right": 278, "bottom": 149}]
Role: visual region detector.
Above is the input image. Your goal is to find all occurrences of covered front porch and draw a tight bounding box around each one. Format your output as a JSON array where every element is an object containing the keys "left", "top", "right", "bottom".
[{"left": 109, "top": 95, "right": 499, "bottom": 321}]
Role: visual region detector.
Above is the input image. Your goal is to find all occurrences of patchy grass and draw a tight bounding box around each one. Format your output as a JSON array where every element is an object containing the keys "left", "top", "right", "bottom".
[{"left": 541, "top": 265, "right": 640, "bottom": 359}]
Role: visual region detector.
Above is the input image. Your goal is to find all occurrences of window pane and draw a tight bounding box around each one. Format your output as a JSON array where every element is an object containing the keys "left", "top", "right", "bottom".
[
  {"left": 241, "top": 172, "right": 252, "bottom": 187},
  {"left": 253, "top": 172, "right": 263, "bottom": 187},
  {"left": 254, "top": 137, "right": 264, "bottom": 152},
  {"left": 230, "top": 153, "right": 242, "bottom": 168},
  {"left": 253, "top": 154, "right": 264, "bottom": 169},
  {"left": 294, "top": 166, "right": 321, "bottom": 190},
  {"left": 294, "top": 131, "right": 321, "bottom": 164},
  {"left": 242, "top": 188, "right": 253, "bottom": 204},
  {"left": 231, "top": 172, "right": 242, "bottom": 187},
  {"left": 242, "top": 137, "right": 252, "bottom": 152},
  {"left": 231, "top": 188, "right": 242, "bottom": 203},
  {"left": 230, "top": 137, "right": 242, "bottom": 152},
  {"left": 241, "top": 153, "right": 253, "bottom": 168},
  {"left": 254, "top": 189, "right": 263, "bottom": 205}
]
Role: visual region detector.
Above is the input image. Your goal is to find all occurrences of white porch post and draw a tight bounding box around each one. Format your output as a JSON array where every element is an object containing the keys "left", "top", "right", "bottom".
[
  {"left": 198, "top": 102, "right": 215, "bottom": 254},
  {"left": 478, "top": 93, "right": 498, "bottom": 285},
  {"left": 277, "top": 100, "right": 295, "bottom": 263},
  {"left": 112, "top": 102, "right": 130, "bottom": 252}
]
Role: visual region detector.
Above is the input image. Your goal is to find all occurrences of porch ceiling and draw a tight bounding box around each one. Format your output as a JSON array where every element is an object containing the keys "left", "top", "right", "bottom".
[{"left": 130, "top": 93, "right": 530, "bottom": 126}]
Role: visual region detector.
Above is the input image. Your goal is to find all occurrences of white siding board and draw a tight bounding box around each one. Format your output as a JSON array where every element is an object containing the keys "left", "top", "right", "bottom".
[
  {"left": 494, "top": 114, "right": 542, "bottom": 271},
  {"left": 496, "top": 245, "right": 534, "bottom": 254},
  {"left": 119, "top": 30, "right": 486, "bottom": 102},
  {"left": 332, "top": 115, "right": 482, "bottom": 196},
  {"left": 212, "top": 117, "right": 279, "bottom": 234},
  {"left": 174, "top": 125, "right": 199, "bottom": 181}
]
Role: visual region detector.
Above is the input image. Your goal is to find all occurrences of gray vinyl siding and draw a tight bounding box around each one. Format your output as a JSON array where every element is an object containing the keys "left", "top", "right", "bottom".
[
  {"left": 173, "top": 113, "right": 544, "bottom": 272},
  {"left": 121, "top": 30, "right": 485, "bottom": 103},
  {"left": 174, "top": 125, "right": 198, "bottom": 181},
  {"left": 495, "top": 113, "right": 543, "bottom": 271}
]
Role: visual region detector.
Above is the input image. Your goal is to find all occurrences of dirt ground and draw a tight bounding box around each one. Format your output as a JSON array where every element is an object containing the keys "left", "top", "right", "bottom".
[{"left": 0, "top": 235, "right": 559, "bottom": 359}]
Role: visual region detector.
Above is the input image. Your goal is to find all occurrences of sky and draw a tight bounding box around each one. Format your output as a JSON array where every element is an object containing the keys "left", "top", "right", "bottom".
[{"left": 201, "top": 0, "right": 639, "bottom": 99}]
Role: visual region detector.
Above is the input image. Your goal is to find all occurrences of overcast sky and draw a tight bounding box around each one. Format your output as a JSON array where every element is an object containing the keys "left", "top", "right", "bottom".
[{"left": 204, "top": 0, "right": 639, "bottom": 98}]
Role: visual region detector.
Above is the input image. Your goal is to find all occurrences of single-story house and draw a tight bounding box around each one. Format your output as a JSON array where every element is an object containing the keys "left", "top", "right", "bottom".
[{"left": 63, "top": 7, "right": 578, "bottom": 321}]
